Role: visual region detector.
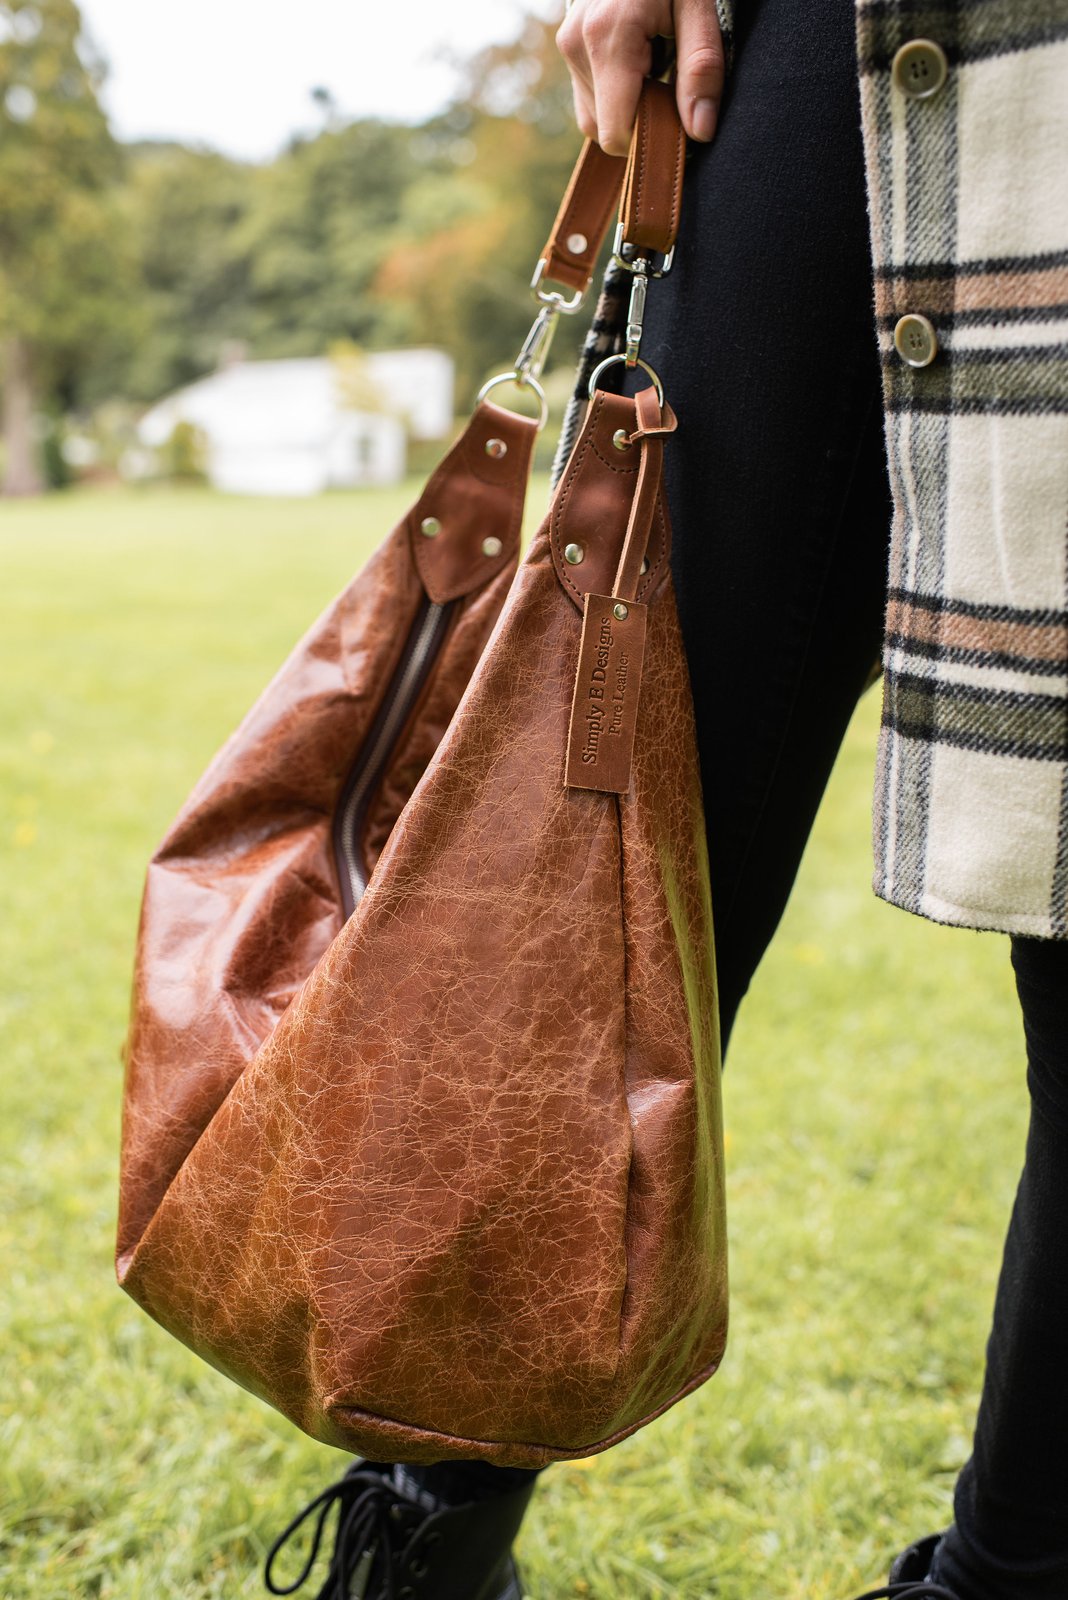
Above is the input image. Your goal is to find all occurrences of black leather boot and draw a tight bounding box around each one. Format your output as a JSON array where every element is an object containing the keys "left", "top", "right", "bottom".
[
  {"left": 264, "top": 1457, "right": 537, "bottom": 1600},
  {"left": 843, "top": 1531, "right": 959, "bottom": 1599},
  {"left": 889, "top": 1534, "right": 948, "bottom": 1587}
]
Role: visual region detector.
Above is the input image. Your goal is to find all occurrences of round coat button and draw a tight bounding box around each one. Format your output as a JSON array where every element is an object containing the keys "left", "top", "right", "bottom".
[
  {"left": 891, "top": 38, "right": 949, "bottom": 98},
  {"left": 894, "top": 313, "right": 939, "bottom": 368}
]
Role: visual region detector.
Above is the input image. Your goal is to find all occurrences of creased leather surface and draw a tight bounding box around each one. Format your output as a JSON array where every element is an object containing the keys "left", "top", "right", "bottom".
[
  {"left": 117, "top": 392, "right": 727, "bottom": 1468},
  {"left": 550, "top": 392, "right": 671, "bottom": 613},
  {"left": 117, "top": 405, "right": 529, "bottom": 1268}
]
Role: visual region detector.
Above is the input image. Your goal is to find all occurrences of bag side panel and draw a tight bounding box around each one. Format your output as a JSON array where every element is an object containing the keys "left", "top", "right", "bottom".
[
  {"left": 609, "top": 573, "right": 728, "bottom": 1428},
  {"left": 119, "top": 533, "right": 637, "bottom": 1453},
  {"left": 119, "top": 390, "right": 728, "bottom": 1468},
  {"left": 118, "top": 527, "right": 517, "bottom": 1267}
]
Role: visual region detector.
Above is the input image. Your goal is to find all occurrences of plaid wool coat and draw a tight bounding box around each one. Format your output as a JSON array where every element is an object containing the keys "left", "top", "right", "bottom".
[{"left": 561, "top": 0, "right": 1068, "bottom": 940}]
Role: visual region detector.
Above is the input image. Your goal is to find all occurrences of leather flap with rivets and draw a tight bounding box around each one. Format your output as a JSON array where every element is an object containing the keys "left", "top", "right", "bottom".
[{"left": 409, "top": 401, "right": 538, "bottom": 604}]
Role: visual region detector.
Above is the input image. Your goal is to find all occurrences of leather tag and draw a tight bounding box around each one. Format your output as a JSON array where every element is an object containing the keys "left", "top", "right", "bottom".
[{"left": 565, "top": 594, "right": 648, "bottom": 794}]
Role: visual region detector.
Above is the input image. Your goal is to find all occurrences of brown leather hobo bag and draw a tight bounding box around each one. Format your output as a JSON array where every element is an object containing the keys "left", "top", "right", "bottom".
[{"left": 117, "top": 85, "right": 728, "bottom": 1469}]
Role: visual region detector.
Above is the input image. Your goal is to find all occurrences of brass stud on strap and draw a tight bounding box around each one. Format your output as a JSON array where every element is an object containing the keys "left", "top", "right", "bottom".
[
  {"left": 566, "top": 231, "right": 588, "bottom": 254},
  {"left": 420, "top": 516, "right": 442, "bottom": 538},
  {"left": 612, "top": 429, "right": 632, "bottom": 452},
  {"left": 481, "top": 535, "right": 503, "bottom": 558},
  {"left": 640, "top": 556, "right": 650, "bottom": 575},
  {"left": 564, "top": 543, "right": 584, "bottom": 565},
  {"left": 613, "top": 602, "right": 629, "bottom": 621},
  {"left": 485, "top": 438, "right": 508, "bottom": 459}
]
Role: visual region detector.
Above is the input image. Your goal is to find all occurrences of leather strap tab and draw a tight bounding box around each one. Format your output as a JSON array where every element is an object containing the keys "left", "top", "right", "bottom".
[
  {"left": 410, "top": 400, "right": 538, "bottom": 603},
  {"left": 550, "top": 391, "right": 671, "bottom": 612},
  {"left": 536, "top": 80, "right": 686, "bottom": 297},
  {"left": 565, "top": 593, "right": 648, "bottom": 794},
  {"left": 624, "top": 394, "right": 678, "bottom": 446},
  {"left": 537, "top": 139, "right": 627, "bottom": 296},
  {"left": 563, "top": 386, "right": 671, "bottom": 797},
  {"left": 620, "top": 79, "right": 686, "bottom": 256},
  {"left": 612, "top": 386, "right": 669, "bottom": 601}
]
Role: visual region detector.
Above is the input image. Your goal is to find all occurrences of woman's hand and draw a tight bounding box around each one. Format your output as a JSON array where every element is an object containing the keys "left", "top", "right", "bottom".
[{"left": 556, "top": 0, "right": 724, "bottom": 157}]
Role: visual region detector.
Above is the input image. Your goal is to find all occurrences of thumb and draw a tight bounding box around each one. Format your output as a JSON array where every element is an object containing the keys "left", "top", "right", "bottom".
[{"left": 673, "top": 0, "right": 725, "bottom": 142}]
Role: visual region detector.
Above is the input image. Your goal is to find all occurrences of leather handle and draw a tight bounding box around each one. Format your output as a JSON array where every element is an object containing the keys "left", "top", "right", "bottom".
[
  {"left": 536, "top": 80, "right": 686, "bottom": 298},
  {"left": 538, "top": 139, "right": 627, "bottom": 296},
  {"left": 620, "top": 80, "right": 686, "bottom": 257},
  {"left": 612, "top": 387, "right": 677, "bottom": 601}
]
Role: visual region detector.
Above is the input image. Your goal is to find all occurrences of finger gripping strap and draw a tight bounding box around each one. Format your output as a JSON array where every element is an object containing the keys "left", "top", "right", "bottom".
[
  {"left": 620, "top": 79, "right": 687, "bottom": 256},
  {"left": 537, "top": 80, "right": 687, "bottom": 296}
]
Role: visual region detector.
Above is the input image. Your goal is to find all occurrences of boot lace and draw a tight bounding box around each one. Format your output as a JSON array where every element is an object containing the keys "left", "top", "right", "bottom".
[
  {"left": 265, "top": 1465, "right": 411, "bottom": 1600},
  {"left": 848, "top": 1583, "right": 959, "bottom": 1600}
]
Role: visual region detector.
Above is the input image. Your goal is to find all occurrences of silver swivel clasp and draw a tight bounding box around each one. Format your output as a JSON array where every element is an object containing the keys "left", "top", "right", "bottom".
[
  {"left": 609, "top": 221, "right": 675, "bottom": 370},
  {"left": 515, "top": 303, "right": 559, "bottom": 387},
  {"left": 624, "top": 262, "right": 648, "bottom": 369}
]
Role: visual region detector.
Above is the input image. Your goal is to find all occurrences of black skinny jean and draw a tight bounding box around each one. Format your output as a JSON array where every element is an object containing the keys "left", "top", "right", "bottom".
[{"left": 409, "top": 0, "right": 1068, "bottom": 1592}]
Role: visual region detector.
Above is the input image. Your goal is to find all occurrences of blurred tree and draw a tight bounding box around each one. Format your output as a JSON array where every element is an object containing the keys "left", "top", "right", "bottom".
[
  {"left": 159, "top": 417, "right": 207, "bottom": 483},
  {"left": 0, "top": 0, "right": 132, "bottom": 494},
  {"left": 309, "top": 84, "right": 342, "bottom": 134},
  {"left": 370, "top": 17, "right": 584, "bottom": 403},
  {"left": 119, "top": 144, "right": 254, "bottom": 403},
  {"left": 111, "top": 21, "right": 583, "bottom": 411},
  {"left": 23, "top": 9, "right": 589, "bottom": 434},
  {"left": 328, "top": 339, "right": 384, "bottom": 414},
  {"left": 235, "top": 119, "right": 423, "bottom": 356},
  {"left": 111, "top": 122, "right": 426, "bottom": 409}
]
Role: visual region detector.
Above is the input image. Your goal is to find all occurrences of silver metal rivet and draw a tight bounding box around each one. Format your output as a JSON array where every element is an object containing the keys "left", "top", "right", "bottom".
[
  {"left": 566, "top": 231, "right": 588, "bottom": 254},
  {"left": 481, "top": 535, "right": 503, "bottom": 558},
  {"left": 420, "top": 516, "right": 441, "bottom": 538},
  {"left": 612, "top": 429, "right": 632, "bottom": 451},
  {"left": 564, "top": 542, "right": 584, "bottom": 565},
  {"left": 613, "top": 602, "right": 629, "bottom": 621},
  {"left": 485, "top": 437, "right": 507, "bottom": 459},
  {"left": 640, "top": 556, "right": 650, "bottom": 574}
]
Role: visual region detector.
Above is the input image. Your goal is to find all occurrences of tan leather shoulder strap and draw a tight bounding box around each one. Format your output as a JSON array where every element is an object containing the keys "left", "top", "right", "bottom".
[
  {"left": 538, "top": 139, "right": 627, "bottom": 296},
  {"left": 536, "top": 80, "right": 686, "bottom": 298},
  {"left": 620, "top": 79, "right": 687, "bottom": 256}
]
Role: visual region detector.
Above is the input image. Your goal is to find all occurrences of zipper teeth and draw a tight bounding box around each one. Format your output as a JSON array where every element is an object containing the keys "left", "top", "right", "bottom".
[{"left": 339, "top": 600, "right": 448, "bottom": 907}]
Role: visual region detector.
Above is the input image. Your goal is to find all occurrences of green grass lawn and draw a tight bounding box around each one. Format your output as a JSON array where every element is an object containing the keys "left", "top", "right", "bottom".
[{"left": 1, "top": 484, "right": 1027, "bottom": 1599}]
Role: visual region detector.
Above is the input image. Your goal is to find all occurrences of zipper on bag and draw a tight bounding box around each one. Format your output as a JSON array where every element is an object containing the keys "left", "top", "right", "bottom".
[{"left": 333, "top": 594, "right": 456, "bottom": 917}]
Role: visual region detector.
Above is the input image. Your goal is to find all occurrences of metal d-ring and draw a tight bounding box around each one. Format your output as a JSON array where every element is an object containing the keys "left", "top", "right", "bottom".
[
  {"left": 476, "top": 371, "right": 549, "bottom": 431},
  {"left": 587, "top": 354, "right": 665, "bottom": 406}
]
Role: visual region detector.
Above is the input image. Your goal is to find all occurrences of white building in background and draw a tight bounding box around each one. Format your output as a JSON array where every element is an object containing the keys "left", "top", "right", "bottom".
[{"left": 136, "top": 348, "right": 454, "bottom": 497}]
